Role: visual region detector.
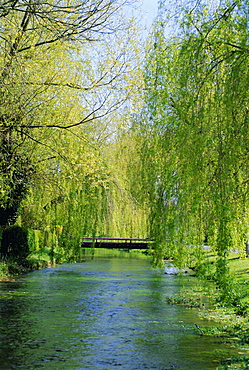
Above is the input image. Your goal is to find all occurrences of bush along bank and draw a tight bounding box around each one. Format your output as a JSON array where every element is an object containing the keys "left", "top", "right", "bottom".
[
  {"left": 166, "top": 252, "right": 249, "bottom": 369},
  {"left": 0, "top": 224, "right": 79, "bottom": 279},
  {"left": 0, "top": 225, "right": 49, "bottom": 278}
]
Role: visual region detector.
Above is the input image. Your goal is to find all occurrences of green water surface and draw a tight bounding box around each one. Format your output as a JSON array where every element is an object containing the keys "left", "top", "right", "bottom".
[{"left": 0, "top": 254, "right": 239, "bottom": 369}]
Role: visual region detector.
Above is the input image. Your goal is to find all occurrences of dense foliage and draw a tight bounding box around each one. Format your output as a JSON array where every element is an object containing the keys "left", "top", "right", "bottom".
[
  {"left": 0, "top": 0, "right": 147, "bottom": 260},
  {"left": 136, "top": 0, "right": 248, "bottom": 287},
  {"left": 1, "top": 225, "right": 30, "bottom": 259},
  {"left": 0, "top": 0, "right": 248, "bottom": 297}
]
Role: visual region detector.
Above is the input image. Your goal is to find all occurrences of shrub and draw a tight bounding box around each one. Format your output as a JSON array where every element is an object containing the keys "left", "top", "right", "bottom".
[{"left": 0, "top": 225, "right": 33, "bottom": 260}]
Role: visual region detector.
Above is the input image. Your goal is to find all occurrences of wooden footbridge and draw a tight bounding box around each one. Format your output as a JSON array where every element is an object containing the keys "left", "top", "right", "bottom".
[{"left": 81, "top": 237, "right": 154, "bottom": 250}]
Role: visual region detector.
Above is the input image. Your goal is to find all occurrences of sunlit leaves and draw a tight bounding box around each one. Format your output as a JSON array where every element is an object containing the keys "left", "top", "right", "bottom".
[
  {"left": 139, "top": 0, "right": 249, "bottom": 279},
  {"left": 0, "top": 0, "right": 143, "bottom": 240}
]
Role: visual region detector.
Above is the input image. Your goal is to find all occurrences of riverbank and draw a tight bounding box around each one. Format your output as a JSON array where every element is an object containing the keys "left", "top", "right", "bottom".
[
  {"left": 166, "top": 252, "right": 249, "bottom": 369},
  {"left": 0, "top": 247, "right": 151, "bottom": 279},
  {"left": 0, "top": 247, "right": 55, "bottom": 279}
]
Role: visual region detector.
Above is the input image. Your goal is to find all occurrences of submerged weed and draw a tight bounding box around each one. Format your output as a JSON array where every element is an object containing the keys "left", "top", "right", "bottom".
[
  {"left": 166, "top": 295, "right": 204, "bottom": 308},
  {"left": 217, "top": 355, "right": 249, "bottom": 369}
]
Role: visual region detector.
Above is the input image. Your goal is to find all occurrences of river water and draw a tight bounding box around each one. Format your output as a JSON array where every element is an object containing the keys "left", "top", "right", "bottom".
[{"left": 0, "top": 254, "right": 239, "bottom": 369}]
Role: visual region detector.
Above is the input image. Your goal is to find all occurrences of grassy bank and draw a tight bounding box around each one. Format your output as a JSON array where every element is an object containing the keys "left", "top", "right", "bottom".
[
  {"left": 204, "top": 253, "right": 249, "bottom": 369},
  {"left": 0, "top": 247, "right": 54, "bottom": 279},
  {"left": 166, "top": 252, "right": 249, "bottom": 369}
]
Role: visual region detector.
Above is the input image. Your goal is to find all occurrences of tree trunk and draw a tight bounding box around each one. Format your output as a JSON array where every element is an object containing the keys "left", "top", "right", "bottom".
[{"left": 246, "top": 239, "right": 249, "bottom": 258}]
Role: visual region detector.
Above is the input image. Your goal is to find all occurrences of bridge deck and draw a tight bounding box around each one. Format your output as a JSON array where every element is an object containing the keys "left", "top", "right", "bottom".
[{"left": 81, "top": 238, "right": 154, "bottom": 250}]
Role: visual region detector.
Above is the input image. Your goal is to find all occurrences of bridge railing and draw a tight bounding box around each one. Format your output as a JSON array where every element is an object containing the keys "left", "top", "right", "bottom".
[{"left": 81, "top": 237, "right": 154, "bottom": 250}]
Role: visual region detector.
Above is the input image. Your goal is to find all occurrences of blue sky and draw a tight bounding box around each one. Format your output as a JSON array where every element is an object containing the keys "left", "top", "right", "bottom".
[
  {"left": 141, "top": 0, "right": 158, "bottom": 29},
  {"left": 141, "top": 0, "right": 157, "bottom": 25}
]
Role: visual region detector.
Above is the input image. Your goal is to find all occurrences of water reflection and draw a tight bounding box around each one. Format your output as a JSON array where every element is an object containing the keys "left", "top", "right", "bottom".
[{"left": 0, "top": 256, "right": 239, "bottom": 369}]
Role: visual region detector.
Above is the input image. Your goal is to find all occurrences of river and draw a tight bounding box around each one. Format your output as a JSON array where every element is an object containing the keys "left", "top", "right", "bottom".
[{"left": 0, "top": 253, "right": 239, "bottom": 369}]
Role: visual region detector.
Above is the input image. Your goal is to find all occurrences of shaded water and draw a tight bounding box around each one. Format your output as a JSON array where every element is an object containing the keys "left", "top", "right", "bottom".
[{"left": 0, "top": 255, "right": 238, "bottom": 369}]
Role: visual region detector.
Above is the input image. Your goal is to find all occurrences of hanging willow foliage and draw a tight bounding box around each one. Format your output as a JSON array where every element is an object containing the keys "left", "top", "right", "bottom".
[
  {"left": 19, "top": 125, "right": 149, "bottom": 261},
  {"left": 138, "top": 0, "right": 249, "bottom": 283}
]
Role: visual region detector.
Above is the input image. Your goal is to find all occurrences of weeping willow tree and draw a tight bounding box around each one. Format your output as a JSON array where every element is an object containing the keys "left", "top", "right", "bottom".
[
  {"left": 0, "top": 0, "right": 146, "bottom": 260},
  {"left": 19, "top": 125, "right": 149, "bottom": 261},
  {"left": 139, "top": 0, "right": 249, "bottom": 286},
  {"left": 19, "top": 128, "right": 111, "bottom": 261},
  {"left": 0, "top": 0, "right": 136, "bottom": 229},
  {"left": 104, "top": 129, "right": 148, "bottom": 239}
]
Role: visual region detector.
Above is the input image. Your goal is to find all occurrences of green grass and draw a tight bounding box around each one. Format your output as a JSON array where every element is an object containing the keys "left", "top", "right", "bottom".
[{"left": 0, "top": 247, "right": 52, "bottom": 279}]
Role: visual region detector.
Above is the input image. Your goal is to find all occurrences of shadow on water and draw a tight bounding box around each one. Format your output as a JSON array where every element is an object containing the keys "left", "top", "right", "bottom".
[{"left": 0, "top": 255, "right": 242, "bottom": 369}]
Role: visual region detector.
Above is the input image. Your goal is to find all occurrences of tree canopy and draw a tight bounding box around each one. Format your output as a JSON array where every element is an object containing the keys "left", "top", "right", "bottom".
[
  {"left": 136, "top": 0, "right": 248, "bottom": 285},
  {"left": 0, "top": 0, "right": 142, "bottom": 234},
  {"left": 0, "top": 0, "right": 248, "bottom": 292}
]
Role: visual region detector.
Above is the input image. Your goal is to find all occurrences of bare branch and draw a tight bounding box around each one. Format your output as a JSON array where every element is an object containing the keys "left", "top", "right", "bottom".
[{"left": 26, "top": 95, "right": 126, "bottom": 130}]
